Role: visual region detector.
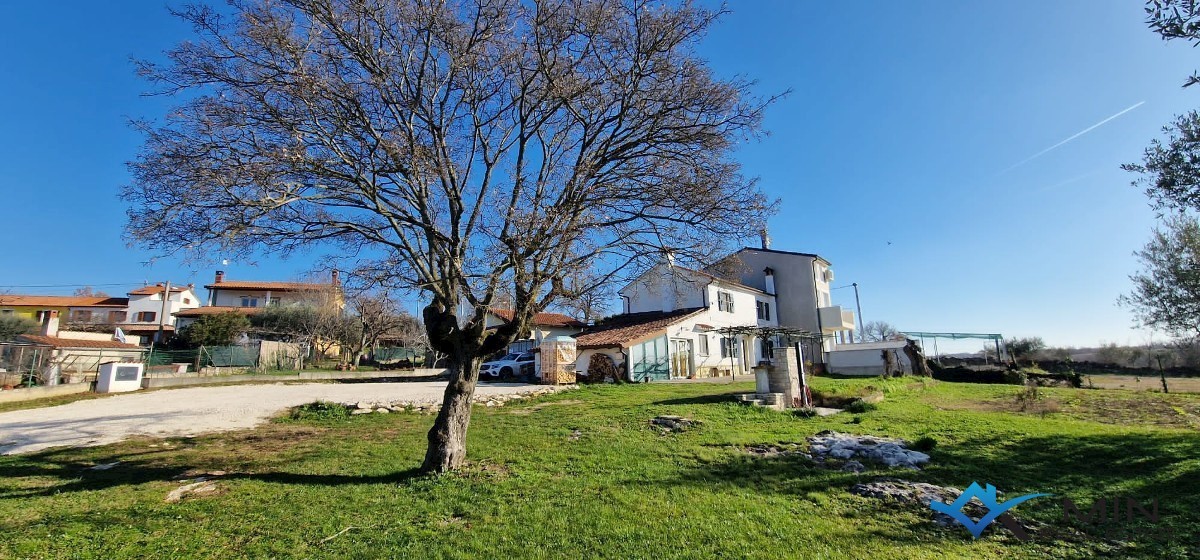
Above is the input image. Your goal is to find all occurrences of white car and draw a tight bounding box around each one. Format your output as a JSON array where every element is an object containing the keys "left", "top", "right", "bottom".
[{"left": 481, "top": 352, "right": 536, "bottom": 379}]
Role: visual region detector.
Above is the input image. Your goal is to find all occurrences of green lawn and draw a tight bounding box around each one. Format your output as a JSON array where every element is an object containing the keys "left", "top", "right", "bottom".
[{"left": 1, "top": 378, "right": 1197, "bottom": 559}]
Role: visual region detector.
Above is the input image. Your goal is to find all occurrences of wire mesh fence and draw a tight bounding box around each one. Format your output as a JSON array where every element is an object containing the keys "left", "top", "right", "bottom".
[{"left": 0, "top": 343, "right": 52, "bottom": 387}]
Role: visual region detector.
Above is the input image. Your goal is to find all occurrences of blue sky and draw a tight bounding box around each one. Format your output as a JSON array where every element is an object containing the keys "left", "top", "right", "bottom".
[{"left": 0, "top": 1, "right": 1195, "bottom": 348}]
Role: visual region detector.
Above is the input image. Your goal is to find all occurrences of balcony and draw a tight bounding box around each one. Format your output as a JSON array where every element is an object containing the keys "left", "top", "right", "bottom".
[{"left": 818, "top": 306, "right": 855, "bottom": 332}]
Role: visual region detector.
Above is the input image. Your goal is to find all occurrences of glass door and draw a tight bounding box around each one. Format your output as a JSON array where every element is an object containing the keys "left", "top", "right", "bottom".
[{"left": 670, "top": 339, "right": 693, "bottom": 379}]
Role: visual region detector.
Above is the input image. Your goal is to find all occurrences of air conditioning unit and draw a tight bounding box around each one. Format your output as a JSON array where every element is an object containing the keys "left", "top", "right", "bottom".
[{"left": 823, "top": 269, "right": 835, "bottom": 282}]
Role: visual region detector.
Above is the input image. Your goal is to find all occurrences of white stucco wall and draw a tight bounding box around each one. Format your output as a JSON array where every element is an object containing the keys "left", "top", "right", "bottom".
[
  {"left": 126, "top": 288, "right": 200, "bottom": 327},
  {"left": 828, "top": 342, "right": 911, "bottom": 376}
]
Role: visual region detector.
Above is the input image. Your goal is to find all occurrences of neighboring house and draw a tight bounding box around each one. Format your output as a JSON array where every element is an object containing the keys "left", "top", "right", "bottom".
[
  {"left": 205, "top": 270, "right": 343, "bottom": 308},
  {"left": 176, "top": 270, "right": 345, "bottom": 330},
  {"left": 483, "top": 308, "right": 587, "bottom": 353},
  {"left": 119, "top": 283, "right": 201, "bottom": 341},
  {"left": 173, "top": 305, "right": 263, "bottom": 331},
  {"left": 15, "top": 311, "right": 146, "bottom": 384},
  {"left": 0, "top": 294, "right": 130, "bottom": 326}
]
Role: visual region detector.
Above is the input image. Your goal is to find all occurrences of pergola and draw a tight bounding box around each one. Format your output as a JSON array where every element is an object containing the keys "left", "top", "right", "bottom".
[
  {"left": 711, "top": 325, "right": 824, "bottom": 380},
  {"left": 900, "top": 331, "right": 1007, "bottom": 363},
  {"left": 712, "top": 325, "right": 822, "bottom": 407}
]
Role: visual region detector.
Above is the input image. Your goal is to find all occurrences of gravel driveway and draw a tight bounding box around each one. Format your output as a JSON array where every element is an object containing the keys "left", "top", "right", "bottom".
[{"left": 0, "top": 381, "right": 545, "bottom": 455}]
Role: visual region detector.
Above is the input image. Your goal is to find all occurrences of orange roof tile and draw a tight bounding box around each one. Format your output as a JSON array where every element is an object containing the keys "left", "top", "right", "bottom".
[
  {"left": 204, "top": 280, "right": 331, "bottom": 291},
  {"left": 128, "top": 284, "right": 190, "bottom": 296},
  {"left": 117, "top": 324, "right": 176, "bottom": 333},
  {"left": 573, "top": 308, "right": 705, "bottom": 349},
  {"left": 0, "top": 295, "right": 129, "bottom": 308},
  {"left": 16, "top": 334, "right": 145, "bottom": 350},
  {"left": 173, "top": 306, "right": 263, "bottom": 318},
  {"left": 488, "top": 308, "right": 587, "bottom": 329}
]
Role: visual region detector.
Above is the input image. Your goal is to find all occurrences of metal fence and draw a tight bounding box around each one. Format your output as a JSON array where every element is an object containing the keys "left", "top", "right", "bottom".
[{"left": 0, "top": 343, "right": 51, "bottom": 387}]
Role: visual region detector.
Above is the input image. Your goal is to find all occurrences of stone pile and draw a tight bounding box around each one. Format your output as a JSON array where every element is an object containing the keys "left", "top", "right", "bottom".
[
  {"left": 849, "top": 478, "right": 962, "bottom": 526},
  {"left": 850, "top": 478, "right": 1038, "bottom": 534},
  {"left": 345, "top": 386, "right": 568, "bottom": 415},
  {"left": 650, "top": 415, "right": 698, "bottom": 434},
  {"left": 807, "top": 431, "right": 930, "bottom": 470}
]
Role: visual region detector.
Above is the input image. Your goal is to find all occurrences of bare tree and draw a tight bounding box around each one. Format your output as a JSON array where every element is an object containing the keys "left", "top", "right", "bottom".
[
  {"left": 124, "top": 0, "right": 775, "bottom": 472},
  {"left": 345, "top": 291, "right": 421, "bottom": 367},
  {"left": 858, "top": 320, "right": 899, "bottom": 342},
  {"left": 251, "top": 284, "right": 350, "bottom": 363},
  {"left": 72, "top": 287, "right": 109, "bottom": 298}
]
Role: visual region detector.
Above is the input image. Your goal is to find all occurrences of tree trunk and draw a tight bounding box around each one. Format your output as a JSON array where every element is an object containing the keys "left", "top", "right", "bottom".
[
  {"left": 422, "top": 352, "right": 483, "bottom": 473},
  {"left": 353, "top": 331, "right": 367, "bottom": 367},
  {"left": 904, "top": 340, "right": 932, "bottom": 377}
]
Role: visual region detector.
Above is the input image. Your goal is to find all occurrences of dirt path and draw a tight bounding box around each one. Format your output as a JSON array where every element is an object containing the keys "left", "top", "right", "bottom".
[{"left": 0, "top": 382, "right": 548, "bottom": 455}]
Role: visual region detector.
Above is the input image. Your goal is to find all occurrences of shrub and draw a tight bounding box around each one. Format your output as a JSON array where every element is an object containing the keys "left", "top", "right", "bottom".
[
  {"left": 911, "top": 436, "right": 937, "bottom": 452},
  {"left": 844, "top": 399, "right": 878, "bottom": 413},
  {"left": 792, "top": 407, "right": 819, "bottom": 419},
  {"left": 0, "top": 315, "right": 38, "bottom": 342},
  {"left": 289, "top": 401, "right": 351, "bottom": 422},
  {"left": 1003, "top": 369, "right": 1028, "bottom": 385}
]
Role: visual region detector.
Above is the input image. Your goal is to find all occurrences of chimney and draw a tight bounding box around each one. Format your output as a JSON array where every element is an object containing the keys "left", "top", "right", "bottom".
[
  {"left": 41, "top": 310, "right": 60, "bottom": 337},
  {"left": 331, "top": 269, "right": 340, "bottom": 285},
  {"left": 662, "top": 250, "right": 676, "bottom": 267},
  {"left": 760, "top": 227, "right": 771, "bottom": 250},
  {"left": 764, "top": 267, "right": 776, "bottom": 295},
  {"left": 214, "top": 270, "right": 225, "bottom": 284}
]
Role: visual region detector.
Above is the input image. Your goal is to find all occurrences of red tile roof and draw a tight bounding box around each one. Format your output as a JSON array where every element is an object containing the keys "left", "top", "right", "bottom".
[
  {"left": 488, "top": 308, "right": 587, "bottom": 329},
  {"left": 16, "top": 334, "right": 145, "bottom": 350},
  {"left": 0, "top": 295, "right": 129, "bottom": 308},
  {"left": 117, "top": 324, "right": 176, "bottom": 333},
  {"left": 128, "top": 284, "right": 190, "bottom": 296},
  {"left": 573, "top": 308, "right": 705, "bottom": 349},
  {"left": 204, "top": 281, "right": 331, "bottom": 291},
  {"left": 173, "top": 306, "right": 263, "bottom": 318}
]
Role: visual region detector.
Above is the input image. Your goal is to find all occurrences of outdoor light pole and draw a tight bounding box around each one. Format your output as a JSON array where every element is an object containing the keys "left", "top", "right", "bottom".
[{"left": 851, "top": 283, "right": 864, "bottom": 343}]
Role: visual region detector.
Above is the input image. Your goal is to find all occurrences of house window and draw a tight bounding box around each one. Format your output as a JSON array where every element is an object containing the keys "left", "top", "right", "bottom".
[
  {"left": 137, "top": 311, "right": 157, "bottom": 322},
  {"left": 697, "top": 334, "right": 709, "bottom": 356},
  {"left": 0, "top": 309, "right": 11, "bottom": 315},
  {"left": 35, "top": 310, "right": 50, "bottom": 323},
  {"left": 109, "top": 311, "right": 127, "bottom": 323},
  {"left": 761, "top": 337, "right": 775, "bottom": 360},
  {"left": 241, "top": 296, "right": 259, "bottom": 307},
  {"left": 72, "top": 310, "right": 92, "bottom": 322},
  {"left": 183, "top": 297, "right": 191, "bottom": 304},
  {"left": 720, "top": 337, "right": 737, "bottom": 359},
  {"left": 756, "top": 301, "right": 771, "bottom": 320},
  {"left": 717, "top": 291, "right": 734, "bottom": 313},
  {"left": 269, "top": 297, "right": 281, "bottom": 307}
]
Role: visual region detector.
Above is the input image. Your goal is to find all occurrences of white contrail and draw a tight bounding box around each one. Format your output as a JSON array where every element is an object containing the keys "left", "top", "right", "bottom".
[
  {"left": 1000, "top": 101, "right": 1146, "bottom": 174},
  {"left": 1033, "top": 169, "right": 1103, "bottom": 193}
]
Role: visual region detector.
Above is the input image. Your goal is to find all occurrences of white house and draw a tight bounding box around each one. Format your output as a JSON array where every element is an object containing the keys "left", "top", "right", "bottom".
[
  {"left": 119, "top": 283, "right": 201, "bottom": 342},
  {"left": 575, "top": 257, "right": 780, "bottom": 381},
  {"left": 708, "top": 246, "right": 857, "bottom": 356},
  {"left": 574, "top": 243, "right": 857, "bottom": 381}
]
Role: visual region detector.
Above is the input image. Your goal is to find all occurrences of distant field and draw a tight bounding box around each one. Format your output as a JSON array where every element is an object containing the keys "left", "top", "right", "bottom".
[{"left": 1084, "top": 374, "right": 1200, "bottom": 393}]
